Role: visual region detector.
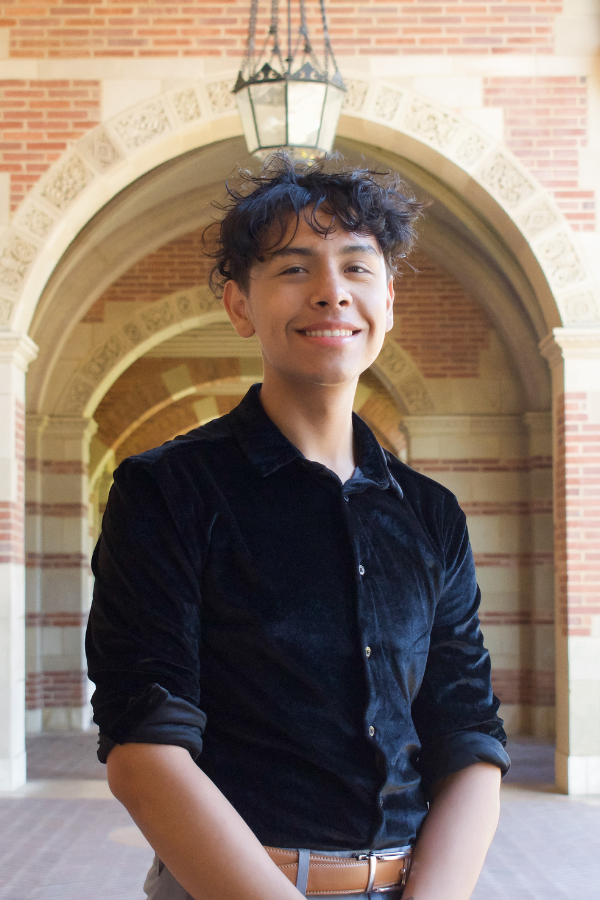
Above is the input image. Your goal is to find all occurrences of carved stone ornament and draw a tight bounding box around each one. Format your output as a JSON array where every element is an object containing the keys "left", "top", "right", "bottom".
[
  {"left": 454, "top": 132, "right": 489, "bottom": 168},
  {"left": 60, "top": 378, "right": 95, "bottom": 415},
  {"left": 342, "top": 81, "right": 368, "bottom": 113},
  {"left": 206, "top": 81, "right": 236, "bottom": 115},
  {"left": 177, "top": 294, "right": 193, "bottom": 316},
  {"left": 79, "top": 129, "right": 121, "bottom": 171},
  {"left": 41, "top": 155, "right": 94, "bottom": 211},
  {"left": 115, "top": 102, "right": 172, "bottom": 149},
  {"left": 518, "top": 203, "right": 558, "bottom": 237},
  {"left": 539, "top": 233, "right": 586, "bottom": 287},
  {"left": 173, "top": 88, "right": 202, "bottom": 123},
  {"left": 399, "top": 375, "right": 435, "bottom": 414},
  {"left": 197, "top": 291, "right": 223, "bottom": 314},
  {"left": 561, "top": 292, "right": 600, "bottom": 324},
  {"left": 480, "top": 154, "right": 535, "bottom": 208},
  {"left": 82, "top": 334, "right": 124, "bottom": 381},
  {"left": 19, "top": 206, "right": 55, "bottom": 239},
  {"left": 123, "top": 321, "right": 144, "bottom": 345},
  {"left": 141, "top": 301, "right": 175, "bottom": 334},
  {"left": 0, "top": 235, "right": 38, "bottom": 292},
  {"left": 377, "top": 339, "right": 410, "bottom": 382},
  {"left": 372, "top": 86, "right": 403, "bottom": 123},
  {"left": 0, "top": 297, "right": 13, "bottom": 325},
  {"left": 403, "top": 99, "right": 461, "bottom": 149}
]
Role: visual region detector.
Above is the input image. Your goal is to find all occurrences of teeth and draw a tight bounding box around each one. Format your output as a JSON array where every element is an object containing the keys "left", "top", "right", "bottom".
[{"left": 304, "top": 329, "right": 354, "bottom": 337}]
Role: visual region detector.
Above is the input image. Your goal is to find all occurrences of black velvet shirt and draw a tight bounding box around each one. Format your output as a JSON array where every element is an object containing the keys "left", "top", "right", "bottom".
[{"left": 86, "top": 383, "right": 509, "bottom": 851}]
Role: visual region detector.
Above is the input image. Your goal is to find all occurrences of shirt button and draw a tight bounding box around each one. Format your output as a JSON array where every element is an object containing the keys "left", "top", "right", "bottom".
[
  {"left": 365, "top": 646, "right": 371, "bottom": 658},
  {"left": 369, "top": 725, "right": 375, "bottom": 737},
  {"left": 358, "top": 564, "right": 365, "bottom": 576}
]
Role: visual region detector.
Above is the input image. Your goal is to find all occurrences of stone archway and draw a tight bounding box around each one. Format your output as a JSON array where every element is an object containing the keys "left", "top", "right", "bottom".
[{"left": 1, "top": 73, "right": 599, "bottom": 791}]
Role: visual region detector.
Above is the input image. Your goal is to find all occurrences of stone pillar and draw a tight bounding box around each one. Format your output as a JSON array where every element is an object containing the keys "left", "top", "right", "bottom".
[
  {"left": 24, "top": 416, "right": 97, "bottom": 732},
  {"left": 540, "top": 328, "right": 600, "bottom": 794},
  {"left": 0, "top": 332, "right": 38, "bottom": 789}
]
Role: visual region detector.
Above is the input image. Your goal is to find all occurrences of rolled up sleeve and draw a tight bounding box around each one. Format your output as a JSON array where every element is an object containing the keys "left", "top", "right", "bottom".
[
  {"left": 412, "top": 505, "right": 510, "bottom": 796},
  {"left": 86, "top": 456, "right": 207, "bottom": 762}
]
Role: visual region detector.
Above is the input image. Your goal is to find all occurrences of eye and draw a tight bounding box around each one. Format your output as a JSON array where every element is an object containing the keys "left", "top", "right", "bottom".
[{"left": 281, "top": 265, "right": 306, "bottom": 275}]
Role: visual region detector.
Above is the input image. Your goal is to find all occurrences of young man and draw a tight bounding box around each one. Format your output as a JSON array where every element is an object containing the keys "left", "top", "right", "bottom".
[{"left": 86, "top": 154, "right": 509, "bottom": 900}]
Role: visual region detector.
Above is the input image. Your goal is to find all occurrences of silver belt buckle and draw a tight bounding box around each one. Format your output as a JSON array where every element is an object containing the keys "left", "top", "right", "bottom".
[{"left": 358, "top": 846, "right": 412, "bottom": 893}]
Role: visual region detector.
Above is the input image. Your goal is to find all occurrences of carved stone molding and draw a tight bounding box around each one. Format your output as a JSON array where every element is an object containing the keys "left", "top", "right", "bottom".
[
  {"left": 403, "top": 99, "right": 461, "bottom": 150},
  {"left": 41, "top": 155, "right": 94, "bottom": 211},
  {"left": 480, "top": 153, "right": 535, "bottom": 208},
  {"left": 0, "top": 235, "right": 38, "bottom": 293},
  {"left": 79, "top": 128, "right": 121, "bottom": 171},
  {"left": 18, "top": 206, "right": 55, "bottom": 240},
  {"left": 560, "top": 292, "right": 600, "bottom": 324},
  {"left": 0, "top": 331, "right": 38, "bottom": 371},
  {"left": 518, "top": 202, "right": 558, "bottom": 237},
  {"left": 539, "top": 233, "right": 586, "bottom": 288},
  {"left": 454, "top": 132, "right": 490, "bottom": 168},
  {"left": 205, "top": 81, "right": 236, "bottom": 115},
  {"left": 374, "top": 338, "right": 434, "bottom": 414},
  {"left": 540, "top": 327, "right": 600, "bottom": 367},
  {"left": 172, "top": 88, "right": 202, "bottom": 123},
  {"left": 115, "top": 101, "right": 172, "bottom": 149},
  {"left": 56, "top": 286, "right": 224, "bottom": 415},
  {"left": 342, "top": 81, "right": 368, "bottom": 113},
  {"left": 0, "top": 297, "right": 13, "bottom": 325},
  {"left": 372, "top": 86, "right": 403, "bottom": 122}
]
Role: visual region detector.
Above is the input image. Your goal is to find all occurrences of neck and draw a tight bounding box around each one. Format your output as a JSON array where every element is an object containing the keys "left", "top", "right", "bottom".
[{"left": 258, "top": 370, "right": 357, "bottom": 483}]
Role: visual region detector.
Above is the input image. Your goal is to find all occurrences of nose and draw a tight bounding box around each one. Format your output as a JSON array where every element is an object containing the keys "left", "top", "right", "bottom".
[{"left": 311, "top": 265, "right": 352, "bottom": 308}]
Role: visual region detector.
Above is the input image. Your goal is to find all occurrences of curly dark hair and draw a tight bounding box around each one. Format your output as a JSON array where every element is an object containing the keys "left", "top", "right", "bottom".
[{"left": 204, "top": 152, "right": 424, "bottom": 296}]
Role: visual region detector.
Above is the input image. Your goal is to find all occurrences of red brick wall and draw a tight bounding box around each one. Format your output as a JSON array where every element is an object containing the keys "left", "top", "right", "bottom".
[
  {"left": 559, "top": 391, "right": 600, "bottom": 638},
  {"left": 1, "top": 0, "right": 560, "bottom": 59},
  {"left": 395, "top": 251, "right": 491, "bottom": 378},
  {"left": 0, "top": 398, "right": 25, "bottom": 565},
  {"left": 25, "top": 669, "right": 87, "bottom": 709},
  {"left": 0, "top": 79, "right": 100, "bottom": 212},
  {"left": 484, "top": 76, "right": 594, "bottom": 231}
]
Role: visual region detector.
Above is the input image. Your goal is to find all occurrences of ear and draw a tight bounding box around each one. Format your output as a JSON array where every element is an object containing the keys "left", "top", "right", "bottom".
[
  {"left": 384, "top": 276, "right": 395, "bottom": 333},
  {"left": 223, "top": 280, "right": 256, "bottom": 338}
]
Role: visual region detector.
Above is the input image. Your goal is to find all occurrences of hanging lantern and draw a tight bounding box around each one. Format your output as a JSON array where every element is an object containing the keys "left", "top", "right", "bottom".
[{"left": 234, "top": 0, "right": 346, "bottom": 160}]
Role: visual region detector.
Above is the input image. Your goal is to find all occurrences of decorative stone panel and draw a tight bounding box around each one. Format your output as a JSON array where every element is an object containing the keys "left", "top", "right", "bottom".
[
  {"left": 172, "top": 88, "right": 203, "bottom": 123},
  {"left": 17, "top": 206, "right": 55, "bottom": 240},
  {"left": 454, "top": 133, "right": 490, "bottom": 168},
  {"left": 0, "top": 235, "right": 38, "bottom": 293},
  {"left": 559, "top": 292, "right": 600, "bottom": 324},
  {"left": 403, "top": 99, "right": 461, "bottom": 150},
  {"left": 372, "top": 86, "right": 403, "bottom": 123},
  {"left": 342, "top": 81, "right": 369, "bottom": 113},
  {"left": 479, "top": 154, "right": 535, "bottom": 208},
  {"left": 539, "top": 233, "right": 586, "bottom": 288},
  {"left": 79, "top": 128, "right": 121, "bottom": 172},
  {"left": 115, "top": 101, "right": 172, "bottom": 149},
  {"left": 205, "top": 81, "right": 236, "bottom": 115},
  {"left": 518, "top": 202, "right": 559, "bottom": 237},
  {"left": 40, "top": 155, "right": 95, "bottom": 211}
]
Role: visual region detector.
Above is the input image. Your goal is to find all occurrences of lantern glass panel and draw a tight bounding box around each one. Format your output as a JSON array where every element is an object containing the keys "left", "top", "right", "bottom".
[
  {"left": 235, "top": 86, "right": 259, "bottom": 153},
  {"left": 249, "top": 81, "right": 287, "bottom": 148},
  {"left": 287, "top": 81, "right": 327, "bottom": 147},
  {"left": 317, "top": 85, "right": 345, "bottom": 152}
]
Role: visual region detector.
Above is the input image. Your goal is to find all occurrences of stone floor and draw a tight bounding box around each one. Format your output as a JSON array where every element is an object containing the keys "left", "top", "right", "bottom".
[{"left": 0, "top": 733, "right": 598, "bottom": 900}]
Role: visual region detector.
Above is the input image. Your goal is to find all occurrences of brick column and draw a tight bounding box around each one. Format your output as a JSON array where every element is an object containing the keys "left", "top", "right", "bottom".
[
  {"left": 540, "top": 328, "right": 600, "bottom": 794},
  {"left": 25, "top": 416, "right": 97, "bottom": 732},
  {"left": 0, "top": 332, "right": 38, "bottom": 789}
]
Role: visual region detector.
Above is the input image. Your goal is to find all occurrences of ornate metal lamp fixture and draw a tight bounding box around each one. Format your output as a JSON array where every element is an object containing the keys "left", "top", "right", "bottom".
[{"left": 234, "top": 0, "right": 346, "bottom": 159}]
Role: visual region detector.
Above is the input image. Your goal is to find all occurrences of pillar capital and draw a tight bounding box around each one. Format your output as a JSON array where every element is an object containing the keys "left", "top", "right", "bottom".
[
  {"left": 0, "top": 331, "right": 38, "bottom": 372},
  {"left": 42, "top": 415, "right": 98, "bottom": 443},
  {"left": 540, "top": 327, "right": 600, "bottom": 369}
]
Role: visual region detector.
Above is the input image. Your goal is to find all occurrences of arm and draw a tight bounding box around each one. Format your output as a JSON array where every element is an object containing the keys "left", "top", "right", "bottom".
[
  {"left": 402, "top": 762, "right": 501, "bottom": 900},
  {"left": 107, "top": 742, "right": 304, "bottom": 900}
]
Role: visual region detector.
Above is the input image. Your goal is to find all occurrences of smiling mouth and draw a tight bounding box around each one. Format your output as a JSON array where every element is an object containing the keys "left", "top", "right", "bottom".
[{"left": 299, "top": 329, "right": 359, "bottom": 337}]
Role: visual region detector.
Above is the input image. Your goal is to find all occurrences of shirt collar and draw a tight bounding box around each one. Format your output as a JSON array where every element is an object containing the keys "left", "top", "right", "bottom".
[{"left": 229, "top": 383, "right": 398, "bottom": 494}]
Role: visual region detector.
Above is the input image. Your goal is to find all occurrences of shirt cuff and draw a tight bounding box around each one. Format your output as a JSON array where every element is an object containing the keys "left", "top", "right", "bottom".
[
  {"left": 417, "top": 731, "right": 511, "bottom": 797},
  {"left": 97, "top": 683, "right": 207, "bottom": 763}
]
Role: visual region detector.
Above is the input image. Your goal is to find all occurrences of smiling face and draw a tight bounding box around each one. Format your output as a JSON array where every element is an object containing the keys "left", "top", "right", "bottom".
[{"left": 223, "top": 209, "right": 395, "bottom": 393}]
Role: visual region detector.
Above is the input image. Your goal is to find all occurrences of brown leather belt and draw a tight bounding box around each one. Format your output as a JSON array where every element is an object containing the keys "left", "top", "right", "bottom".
[{"left": 265, "top": 845, "right": 412, "bottom": 895}]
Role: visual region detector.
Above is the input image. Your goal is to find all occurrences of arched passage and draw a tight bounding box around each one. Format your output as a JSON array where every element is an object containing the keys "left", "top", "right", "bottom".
[{"left": 2, "top": 73, "right": 598, "bottom": 791}]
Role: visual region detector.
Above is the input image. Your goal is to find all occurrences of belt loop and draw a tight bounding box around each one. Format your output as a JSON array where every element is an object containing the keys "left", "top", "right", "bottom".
[
  {"left": 296, "top": 849, "right": 310, "bottom": 896},
  {"left": 366, "top": 854, "right": 377, "bottom": 892}
]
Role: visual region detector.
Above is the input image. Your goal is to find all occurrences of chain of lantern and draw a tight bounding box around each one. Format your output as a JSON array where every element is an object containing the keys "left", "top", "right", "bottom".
[{"left": 239, "top": 0, "right": 334, "bottom": 82}]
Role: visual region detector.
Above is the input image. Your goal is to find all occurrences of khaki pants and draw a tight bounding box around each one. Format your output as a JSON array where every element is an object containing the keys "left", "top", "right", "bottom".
[{"left": 142, "top": 853, "right": 405, "bottom": 899}]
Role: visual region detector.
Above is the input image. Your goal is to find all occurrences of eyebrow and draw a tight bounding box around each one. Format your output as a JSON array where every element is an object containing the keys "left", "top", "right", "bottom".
[{"left": 269, "top": 243, "right": 380, "bottom": 259}]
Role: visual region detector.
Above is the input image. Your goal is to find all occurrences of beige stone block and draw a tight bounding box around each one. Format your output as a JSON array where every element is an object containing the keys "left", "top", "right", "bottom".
[
  {"left": 532, "top": 706, "right": 555, "bottom": 740},
  {"left": 41, "top": 474, "right": 87, "bottom": 504},
  {"left": 102, "top": 79, "right": 162, "bottom": 121},
  {"left": 568, "top": 636, "right": 600, "bottom": 682},
  {"left": 499, "top": 704, "right": 521, "bottom": 736},
  {"left": 558, "top": 751, "right": 600, "bottom": 794},
  {"left": 412, "top": 76, "right": 482, "bottom": 109},
  {"left": 554, "top": 14, "right": 600, "bottom": 55},
  {"left": 162, "top": 364, "right": 194, "bottom": 396},
  {"left": 461, "top": 107, "right": 504, "bottom": 142},
  {"left": 533, "top": 625, "right": 555, "bottom": 672},
  {"left": 40, "top": 571, "right": 89, "bottom": 614},
  {"left": 42, "top": 706, "right": 93, "bottom": 732},
  {"left": 41, "top": 627, "right": 62, "bottom": 657},
  {"left": 569, "top": 680, "right": 600, "bottom": 755},
  {"left": 25, "top": 709, "right": 43, "bottom": 734}
]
